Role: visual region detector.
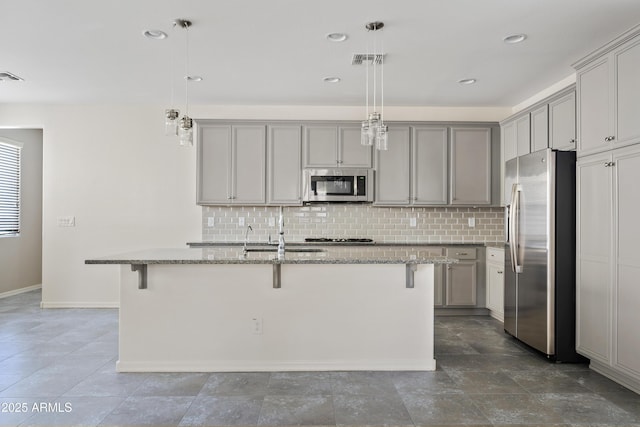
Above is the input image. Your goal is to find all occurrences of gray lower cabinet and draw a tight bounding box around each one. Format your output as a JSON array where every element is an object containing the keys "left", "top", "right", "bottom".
[
  {"left": 450, "top": 127, "right": 491, "bottom": 205},
  {"left": 197, "top": 123, "right": 266, "bottom": 205},
  {"left": 303, "top": 124, "right": 372, "bottom": 168},
  {"left": 267, "top": 125, "right": 302, "bottom": 205},
  {"left": 444, "top": 247, "right": 477, "bottom": 306},
  {"left": 435, "top": 247, "right": 487, "bottom": 313}
]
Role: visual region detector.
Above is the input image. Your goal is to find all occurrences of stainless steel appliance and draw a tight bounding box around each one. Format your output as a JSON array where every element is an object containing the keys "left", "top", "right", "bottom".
[
  {"left": 302, "top": 168, "right": 373, "bottom": 203},
  {"left": 504, "top": 148, "right": 583, "bottom": 362}
]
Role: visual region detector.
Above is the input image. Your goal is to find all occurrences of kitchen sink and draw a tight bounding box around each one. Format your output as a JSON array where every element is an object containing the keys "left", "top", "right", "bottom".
[{"left": 243, "top": 247, "right": 326, "bottom": 253}]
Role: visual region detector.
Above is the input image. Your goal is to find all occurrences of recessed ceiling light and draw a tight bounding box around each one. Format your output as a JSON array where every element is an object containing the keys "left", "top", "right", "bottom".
[
  {"left": 323, "top": 77, "right": 341, "bottom": 83},
  {"left": 143, "top": 29, "right": 168, "bottom": 40},
  {"left": 186, "top": 76, "right": 203, "bottom": 82},
  {"left": 326, "top": 33, "right": 348, "bottom": 42},
  {"left": 503, "top": 34, "right": 527, "bottom": 44},
  {"left": 458, "top": 78, "right": 477, "bottom": 85}
]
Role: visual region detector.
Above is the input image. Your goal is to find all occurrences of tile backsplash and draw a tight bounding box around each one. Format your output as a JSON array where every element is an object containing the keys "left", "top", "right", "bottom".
[{"left": 202, "top": 205, "right": 504, "bottom": 243}]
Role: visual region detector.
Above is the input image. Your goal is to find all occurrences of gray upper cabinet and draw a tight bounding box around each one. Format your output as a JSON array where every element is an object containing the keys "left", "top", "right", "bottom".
[
  {"left": 197, "top": 124, "right": 232, "bottom": 204},
  {"left": 375, "top": 126, "right": 452, "bottom": 206},
  {"left": 267, "top": 125, "right": 302, "bottom": 205},
  {"left": 303, "top": 125, "right": 372, "bottom": 168},
  {"left": 502, "top": 121, "right": 517, "bottom": 162},
  {"left": 339, "top": 126, "right": 372, "bottom": 167},
  {"left": 502, "top": 113, "right": 531, "bottom": 161},
  {"left": 197, "top": 123, "right": 266, "bottom": 205},
  {"left": 374, "top": 126, "right": 411, "bottom": 205},
  {"left": 576, "top": 58, "right": 611, "bottom": 155},
  {"left": 412, "top": 126, "right": 448, "bottom": 205},
  {"left": 531, "top": 105, "right": 549, "bottom": 152},
  {"left": 516, "top": 114, "right": 531, "bottom": 156},
  {"left": 574, "top": 28, "right": 640, "bottom": 156},
  {"left": 615, "top": 37, "right": 640, "bottom": 147},
  {"left": 450, "top": 127, "right": 491, "bottom": 205},
  {"left": 549, "top": 91, "right": 576, "bottom": 150}
]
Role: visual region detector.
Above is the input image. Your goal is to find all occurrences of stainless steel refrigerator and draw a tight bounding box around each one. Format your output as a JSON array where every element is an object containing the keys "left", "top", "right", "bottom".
[{"left": 504, "top": 148, "right": 584, "bottom": 362}]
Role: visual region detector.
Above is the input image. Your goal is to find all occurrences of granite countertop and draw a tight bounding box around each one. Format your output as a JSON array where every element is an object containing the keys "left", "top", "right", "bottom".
[
  {"left": 85, "top": 246, "right": 457, "bottom": 266},
  {"left": 186, "top": 241, "right": 503, "bottom": 248}
]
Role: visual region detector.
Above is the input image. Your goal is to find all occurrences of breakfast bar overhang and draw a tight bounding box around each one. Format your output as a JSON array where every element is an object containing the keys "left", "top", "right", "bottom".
[{"left": 86, "top": 246, "right": 454, "bottom": 373}]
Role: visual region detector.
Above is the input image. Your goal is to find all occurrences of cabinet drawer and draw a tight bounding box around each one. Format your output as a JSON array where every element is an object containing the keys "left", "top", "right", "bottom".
[
  {"left": 486, "top": 247, "right": 505, "bottom": 264},
  {"left": 445, "top": 247, "right": 476, "bottom": 260}
]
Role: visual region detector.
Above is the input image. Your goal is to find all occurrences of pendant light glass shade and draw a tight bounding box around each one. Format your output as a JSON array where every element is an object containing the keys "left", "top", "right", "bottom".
[
  {"left": 165, "top": 109, "right": 180, "bottom": 136},
  {"left": 178, "top": 116, "right": 193, "bottom": 146},
  {"left": 376, "top": 125, "right": 389, "bottom": 151}
]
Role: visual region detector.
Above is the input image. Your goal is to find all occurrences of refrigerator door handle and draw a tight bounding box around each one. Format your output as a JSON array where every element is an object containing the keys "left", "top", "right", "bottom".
[{"left": 510, "top": 183, "right": 523, "bottom": 273}]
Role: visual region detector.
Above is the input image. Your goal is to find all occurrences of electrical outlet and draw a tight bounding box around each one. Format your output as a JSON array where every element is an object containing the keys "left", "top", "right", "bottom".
[
  {"left": 207, "top": 217, "right": 215, "bottom": 227},
  {"left": 468, "top": 217, "right": 476, "bottom": 228},
  {"left": 409, "top": 217, "right": 417, "bottom": 227},
  {"left": 252, "top": 317, "right": 263, "bottom": 335},
  {"left": 57, "top": 216, "right": 76, "bottom": 227},
  {"left": 268, "top": 217, "right": 275, "bottom": 227},
  {"left": 239, "top": 217, "right": 245, "bottom": 226}
]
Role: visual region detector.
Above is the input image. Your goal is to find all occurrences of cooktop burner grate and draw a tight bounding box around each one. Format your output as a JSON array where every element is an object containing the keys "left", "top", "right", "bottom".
[{"left": 304, "top": 238, "right": 374, "bottom": 243}]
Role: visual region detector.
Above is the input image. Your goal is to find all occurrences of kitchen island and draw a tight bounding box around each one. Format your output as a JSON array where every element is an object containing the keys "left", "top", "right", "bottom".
[{"left": 85, "top": 246, "right": 454, "bottom": 372}]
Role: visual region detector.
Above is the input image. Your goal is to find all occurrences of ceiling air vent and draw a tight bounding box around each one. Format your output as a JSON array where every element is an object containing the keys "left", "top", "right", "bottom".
[
  {"left": 351, "top": 53, "right": 385, "bottom": 65},
  {"left": 0, "top": 71, "right": 24, "bottom": 82}
]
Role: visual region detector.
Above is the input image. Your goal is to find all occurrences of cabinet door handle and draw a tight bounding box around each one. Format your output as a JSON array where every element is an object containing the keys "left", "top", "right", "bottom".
[
  {"left": 570, "top": 139, "right": 576, "bottom": 144},
  {"left": 497, "top": 271, "right": 503, "bottom": 274},
  {"left": 456, "top": 252, "right": 468, "bottom": 256},
  {"left": 604, "top": 162, "right": 616, "bottom": 167},
  {"left": 605, "top": 136, "right": 616, "bottom": 142}
]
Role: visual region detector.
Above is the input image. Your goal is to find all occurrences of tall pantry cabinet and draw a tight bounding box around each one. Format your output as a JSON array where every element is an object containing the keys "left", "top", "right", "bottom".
[{"left": 574, "top": 23, "right": 640, "bottom": 394}]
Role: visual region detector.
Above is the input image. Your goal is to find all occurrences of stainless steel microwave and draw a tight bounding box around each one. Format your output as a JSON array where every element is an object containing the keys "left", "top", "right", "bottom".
[{"left": 302, "top": 168, "right": 374, "bottom": 203}]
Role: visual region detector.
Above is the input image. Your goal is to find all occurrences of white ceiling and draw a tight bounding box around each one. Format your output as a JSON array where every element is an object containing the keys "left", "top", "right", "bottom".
[{"left": 2, "top": 0, "right": 640, "bottom": 108}]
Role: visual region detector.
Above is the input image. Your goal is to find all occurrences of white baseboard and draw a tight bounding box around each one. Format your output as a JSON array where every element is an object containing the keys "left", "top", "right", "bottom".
[
  {"left": 489, "top": 309, "right": 504, "bottom": 323},
  {"left": 116, "top": 358, "right": 438, "bottom": 373},
  {"left": 0, "top": 284, "right": 42, "bottom": 299},
  {"left": 589, "top": 359, "right": 640, "bottom": 395},
  {"left": 40, "top": 301, "right": 119, "bottom": 309}
]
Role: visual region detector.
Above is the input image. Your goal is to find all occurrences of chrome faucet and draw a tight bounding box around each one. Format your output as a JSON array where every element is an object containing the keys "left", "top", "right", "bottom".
[
  {"left": 277, "top": 206, "right": 285, "bottom": 257},
  {"left": 243, "top": 225, "right": 253, "bottom": 252}
]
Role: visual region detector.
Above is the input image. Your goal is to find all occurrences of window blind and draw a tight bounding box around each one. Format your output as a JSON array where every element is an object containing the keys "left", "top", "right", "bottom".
[{"left": 0, "top": 141, "right": 21, "bottom": 236}]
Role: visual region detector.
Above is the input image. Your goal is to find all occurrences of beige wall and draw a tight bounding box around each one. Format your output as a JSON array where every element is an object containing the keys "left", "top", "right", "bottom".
[{"left": 0, "top": 129, "right": 43, "bottom": 296}]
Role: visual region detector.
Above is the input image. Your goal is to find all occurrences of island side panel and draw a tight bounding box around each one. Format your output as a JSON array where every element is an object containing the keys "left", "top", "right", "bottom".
[{"left": 117, "top": 263, "right": 435, "bottom": 372}]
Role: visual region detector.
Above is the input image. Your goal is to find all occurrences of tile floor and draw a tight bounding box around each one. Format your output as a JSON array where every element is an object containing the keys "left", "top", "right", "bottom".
[{"left": 0, "top": 289, "right": 639, "bottom": 426}]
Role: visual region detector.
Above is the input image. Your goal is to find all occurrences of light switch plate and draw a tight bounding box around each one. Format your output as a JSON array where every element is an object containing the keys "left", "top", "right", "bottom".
[
  {"left": 409, "top": 217, "right": 417, "bottom": 227},
  {"left": 268, "top": 217, "right": 275, "bottom": 227},
  {"left": 57, "top": 216, "right": 75, "bottom": 227},
  {"left": 468, "top": 217, "right": 475, "bottom": 227},
  {"left": 239, "top": 217, "right": 245, "bottom": 226},
  {"left": 207, "top": 217, "right": 215, "bottom": 227}
]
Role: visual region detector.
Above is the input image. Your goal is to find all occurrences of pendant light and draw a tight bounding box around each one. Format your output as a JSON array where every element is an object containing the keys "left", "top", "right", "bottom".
[
  {"left": 163, "top": 21, "right": 182, "bottom": 137},
  {"left": 360, "top": 21, "right": 388, "bottom": 150},
  {"left": 174, "top": 18, "right": 194, "bottom": 146}
]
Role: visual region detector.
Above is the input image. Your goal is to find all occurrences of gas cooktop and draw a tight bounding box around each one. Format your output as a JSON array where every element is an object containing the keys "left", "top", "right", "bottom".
[{"left": 304, "top": 238, "right": 374, "bottom": 243}]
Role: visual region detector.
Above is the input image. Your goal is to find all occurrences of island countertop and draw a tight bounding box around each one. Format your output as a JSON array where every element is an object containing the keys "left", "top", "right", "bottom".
[{"left": 85, "top": 246, "right": 456, "bottom": 265}]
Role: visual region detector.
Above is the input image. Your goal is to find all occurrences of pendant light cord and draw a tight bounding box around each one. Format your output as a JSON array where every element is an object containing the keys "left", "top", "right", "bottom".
[{"left": 184, "top": 22, "right": 189, "bottom": 116}]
